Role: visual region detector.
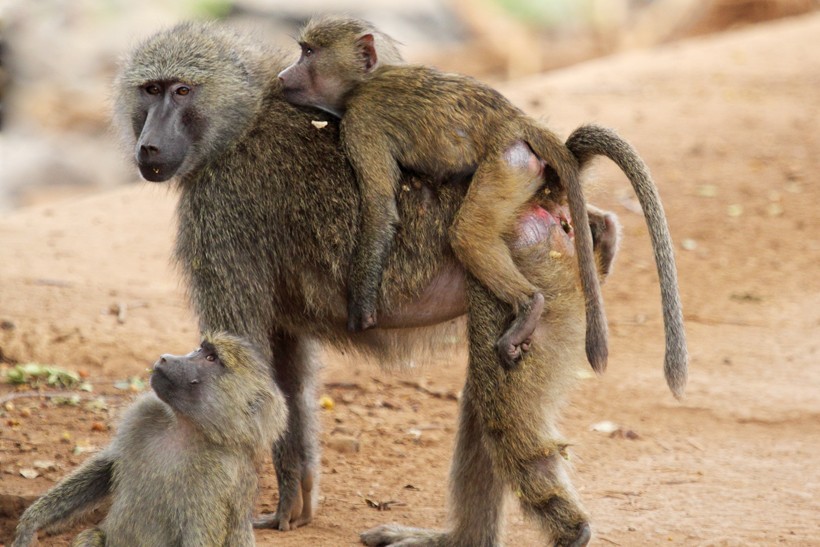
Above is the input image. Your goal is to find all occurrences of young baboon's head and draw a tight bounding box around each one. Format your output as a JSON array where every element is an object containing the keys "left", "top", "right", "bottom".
[
  {"left": 151, "top": 332, "right": 287, "bottom": 455},
  {"left": 278, "top": 15, "right": 403, "bottom": 116}
]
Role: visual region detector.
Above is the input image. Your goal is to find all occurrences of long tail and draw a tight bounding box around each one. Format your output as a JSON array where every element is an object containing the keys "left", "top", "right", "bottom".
[
  {"left": 566, "top": 124, "right": 688, "bottom": 398},
  {"left": 524, "top": 124, "right": 608, "bottom": 375}
]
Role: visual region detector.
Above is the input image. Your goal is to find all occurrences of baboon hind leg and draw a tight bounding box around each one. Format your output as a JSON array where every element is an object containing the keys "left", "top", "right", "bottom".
[
  {"left": 254, "top": 332, "right": 319, "bottom": 531},
  {"left": 360, "top": 385, "right": 505, "bottom": 547},
  {"left": 464, "top": 276, "right": 592, "bottom": 547}
]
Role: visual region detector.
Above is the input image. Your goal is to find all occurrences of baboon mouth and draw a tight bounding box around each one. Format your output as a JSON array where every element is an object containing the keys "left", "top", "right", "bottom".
[{"left": 138, "top": 161, "right": 178, "bottom": 183}]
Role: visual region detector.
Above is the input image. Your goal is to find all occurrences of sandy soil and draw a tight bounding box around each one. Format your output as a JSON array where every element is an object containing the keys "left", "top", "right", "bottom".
[{"left": 1, "top": 12, "right": 819, "bottom": 547}]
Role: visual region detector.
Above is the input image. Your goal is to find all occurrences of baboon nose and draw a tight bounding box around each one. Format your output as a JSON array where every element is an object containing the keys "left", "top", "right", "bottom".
[{"left": 139, "top": 144, "right": 160, "bottom": 159}]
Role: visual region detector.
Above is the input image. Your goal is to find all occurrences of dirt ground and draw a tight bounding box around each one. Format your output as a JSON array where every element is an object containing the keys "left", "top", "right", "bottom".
[{"left": 1, "top": 12, "right": 819, "bottom": 547}]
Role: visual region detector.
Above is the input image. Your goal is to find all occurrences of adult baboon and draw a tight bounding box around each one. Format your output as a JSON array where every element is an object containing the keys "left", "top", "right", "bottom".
[
  {"left": 115, "top": 21, "right": 686, "bottom": 544},
  {"left": 12, "top": 333, "right": 286, "bottom": 547}
]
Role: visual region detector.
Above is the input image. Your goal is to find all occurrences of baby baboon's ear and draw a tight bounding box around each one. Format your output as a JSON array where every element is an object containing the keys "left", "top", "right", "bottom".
[{"left": 356, "top": 34, "right": 377, "bottom": 71}]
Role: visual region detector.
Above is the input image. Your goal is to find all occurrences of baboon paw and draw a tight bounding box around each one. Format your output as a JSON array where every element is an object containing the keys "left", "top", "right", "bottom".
[
  {"left": 556, "top": 522, "right": 592, "bottom": 547},
  {"left": 253, "top": 511, "right": 312, "bottom": 531}
]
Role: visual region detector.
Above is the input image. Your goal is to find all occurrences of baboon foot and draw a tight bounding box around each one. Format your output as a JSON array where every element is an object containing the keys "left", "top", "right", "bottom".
[
  {"left": 556, "top": 522, "right": 592, "bottom": 547},
  {"left": 253, "top": 510, "right": 312, "bottom": 532},
  {"left": 347, "top": 301, "right": 378, "bottom": 332},
  {"left": 496, "top": 292, "right": 545, "bottom": 369},
  {"left": 253, "top": 473, "right": 314, "bottom": 531},
  {"left": 360, "top": 524, "right": 451, "bottom": 547}
]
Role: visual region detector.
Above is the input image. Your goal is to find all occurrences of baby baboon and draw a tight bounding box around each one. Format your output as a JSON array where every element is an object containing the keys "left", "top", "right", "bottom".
[
  {"left": 278, "top": 16, "right": 606, "bottom": 372},
  {"left": 115, "top": 22, "right": 686, "bottom": 540},
  {"left": 12, "top": 333, "right": 287, "bottom": 547}
]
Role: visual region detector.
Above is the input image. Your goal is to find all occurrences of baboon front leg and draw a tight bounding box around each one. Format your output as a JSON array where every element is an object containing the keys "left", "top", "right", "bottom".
[
  {"left": 360, "top": 374, "right": 504, "bottom": 547},
  {"left": 254, "top": 333, "right": 319, "bottom": 532}
]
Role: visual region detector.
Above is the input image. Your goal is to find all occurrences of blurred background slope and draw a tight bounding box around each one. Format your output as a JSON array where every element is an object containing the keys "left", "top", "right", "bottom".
[{"left": 0, "top": 0, "right": 817, "bottom": 212}]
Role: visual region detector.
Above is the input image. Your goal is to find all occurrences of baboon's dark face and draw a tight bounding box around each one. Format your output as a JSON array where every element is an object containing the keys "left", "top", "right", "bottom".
[
  {"left": 151, "top": 341, "right": 226, "bottom": 414},
  {"left": 132, "top": 80, "right": 203, "bottom": 182}
]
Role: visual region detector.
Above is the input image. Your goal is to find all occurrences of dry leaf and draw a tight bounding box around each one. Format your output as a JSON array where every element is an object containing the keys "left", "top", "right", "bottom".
[{"left": 364, "top": 498, "right": 405, "bottom": 511}]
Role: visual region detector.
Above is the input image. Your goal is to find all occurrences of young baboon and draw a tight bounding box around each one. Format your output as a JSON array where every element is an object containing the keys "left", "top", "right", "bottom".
[
  {"left": 114, "top": 22, "right": 686, "bottom": 541},
  {"left": 12, "top": 333, "right": 287, "bottom": 547},
  {"left": 278, "top": 16, "right": 607, "bottom": 372}
]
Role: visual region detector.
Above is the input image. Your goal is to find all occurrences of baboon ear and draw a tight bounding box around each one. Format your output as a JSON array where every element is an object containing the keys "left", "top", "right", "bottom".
[{"left": 357, "top": 34, "right": 378, "bottom": 72}]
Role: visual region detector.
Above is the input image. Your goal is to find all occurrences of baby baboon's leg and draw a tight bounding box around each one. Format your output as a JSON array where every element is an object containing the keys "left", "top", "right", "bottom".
[
  {"left": 450, "top": 157, "right": 544, "bottom": 370},
  {"left": 464, "top": 275, "right": 591, "bottom": 547},
  {"left": 254, "top": 332, "right": 319, "bottom": 531}
]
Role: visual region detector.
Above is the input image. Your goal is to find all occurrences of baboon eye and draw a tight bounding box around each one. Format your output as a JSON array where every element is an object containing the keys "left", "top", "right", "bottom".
[
  {"left": 176, "top": 86, "right": 191, "bottom": 96},
  {"left": 302, "top": 45, "right": 314, "bottom": 57},
  {"left": 205, "top": 353, "right": 216, "bottom": 362},
  {"left": 144, "top": 84, "right": 161, "bottom": 95}
]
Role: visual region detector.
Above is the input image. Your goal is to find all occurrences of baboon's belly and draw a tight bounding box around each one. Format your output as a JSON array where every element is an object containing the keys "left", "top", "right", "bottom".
[{"left": 379, "top": 202, "right": 570, "bottom": 329}]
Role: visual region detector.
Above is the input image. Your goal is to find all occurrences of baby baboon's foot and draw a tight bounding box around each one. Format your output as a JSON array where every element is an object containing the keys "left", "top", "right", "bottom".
[
  {"left": 496, "top": 292, "right": 545, "bottom": 369},
  {"left": 556, "top": 522, "right": 592, "bottom": 547},
  {"left": 360, "top": 524, "right": 451, "bottom": 547},
  {"left": 347, "top": 301, "right": 378, "bottom": 332}
]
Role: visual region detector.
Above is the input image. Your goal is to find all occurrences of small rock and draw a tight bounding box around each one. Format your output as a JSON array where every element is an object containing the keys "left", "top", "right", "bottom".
[
  {"left": 20, "top": 468, "right": 39, "bottom": 479},
  {"left": 727, "top": 204, "right": 743, "bottom": 217},
  {"left": 590, "top": 421, "right": 619, "bottom": 433},
  {"left": 326, "top": 435, "right": 360, "bottom": 454},
  {"left": 33, "top": 460, "right": 56, "bottom": 470}
]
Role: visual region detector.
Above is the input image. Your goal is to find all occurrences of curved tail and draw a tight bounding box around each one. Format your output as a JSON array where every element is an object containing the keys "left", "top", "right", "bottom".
[
  {"left": 523, "top": 124, "right": 608, "bottom": 375},
  {"left": 566, "top": 124, "right": 688, "bottom": 398}
]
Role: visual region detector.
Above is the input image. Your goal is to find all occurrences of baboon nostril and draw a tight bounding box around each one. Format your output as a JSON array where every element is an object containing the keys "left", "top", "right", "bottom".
[{"left": 140, "top": 144, "right": 160, "bottom": 157}]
